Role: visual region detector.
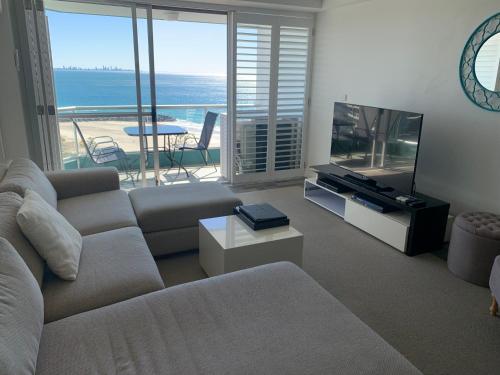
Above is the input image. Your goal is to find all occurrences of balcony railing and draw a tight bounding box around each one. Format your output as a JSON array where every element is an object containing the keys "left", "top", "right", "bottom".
[
  {"left": 57, "top": 104, "right": 227, "bottom": 171},
  {"left": 57, "top": 103, "right": 302, "bottom": 178},
  {"left": 57, "top": 104, "right": 227, "bottom": 119}
]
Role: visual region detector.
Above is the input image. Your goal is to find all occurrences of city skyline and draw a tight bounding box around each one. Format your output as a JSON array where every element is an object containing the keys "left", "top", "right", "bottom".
[{"left": 46, "top": 10, "right": 227, "bottom": 76}]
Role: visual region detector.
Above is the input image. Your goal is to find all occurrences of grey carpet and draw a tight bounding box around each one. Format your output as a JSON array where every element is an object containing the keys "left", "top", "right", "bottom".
[{"left": 156, "top": 185, "right": 500, "bottom": 375}]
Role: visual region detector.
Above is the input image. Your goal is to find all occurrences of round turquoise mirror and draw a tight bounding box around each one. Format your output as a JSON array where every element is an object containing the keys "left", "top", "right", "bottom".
[{"left": 460, "top": 13, "right": 500, "bottom": 111}]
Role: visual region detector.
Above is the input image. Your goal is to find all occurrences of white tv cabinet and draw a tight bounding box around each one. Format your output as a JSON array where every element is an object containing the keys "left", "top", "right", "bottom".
[{"left": 304, "top": 178, "right": 412, "bottom": 252}]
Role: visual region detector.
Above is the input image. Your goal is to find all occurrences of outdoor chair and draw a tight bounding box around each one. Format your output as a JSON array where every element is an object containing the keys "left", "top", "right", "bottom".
[
  {"left": 177, "top": 111, "right": 218, "bottom": 176},
  {"left": 72, "top": 120, "right": 135, "bottom": 184}
]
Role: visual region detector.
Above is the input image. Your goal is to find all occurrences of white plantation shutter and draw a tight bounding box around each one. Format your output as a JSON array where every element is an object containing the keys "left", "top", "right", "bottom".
[
  {"left": 232, "top": 15, "right": 312, "bottom": 181},
  {"left": 275, "top": 26, "right": 309, "bottom": 171},
  {"left": 234, "top": 23, "right": 272, "bottom": 175}
]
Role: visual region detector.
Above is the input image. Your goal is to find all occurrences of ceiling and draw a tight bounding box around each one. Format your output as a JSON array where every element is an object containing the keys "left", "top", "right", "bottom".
[
  {"left": 180, "top": 0, "right": 324, "bottom": 12},
  {"left": 44, "top": 1, "right": 227, "bottom": 23},
  {"left": 45, "top": 0, "right": 324, "bottom": 13}
]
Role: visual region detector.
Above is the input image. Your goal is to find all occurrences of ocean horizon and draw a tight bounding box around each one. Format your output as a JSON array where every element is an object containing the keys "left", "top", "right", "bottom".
[{"left": 54, "top": 69, "right": 227, "bottom": 123}]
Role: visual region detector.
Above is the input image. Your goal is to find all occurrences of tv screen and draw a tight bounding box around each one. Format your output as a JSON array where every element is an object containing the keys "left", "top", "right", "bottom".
[{"left": 330, "top": 102, "right": 423, "bottom": 194}]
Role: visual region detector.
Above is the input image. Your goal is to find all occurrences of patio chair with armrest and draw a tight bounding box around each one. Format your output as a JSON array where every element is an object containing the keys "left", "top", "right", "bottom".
[
  {"left": 72, "top": 120, "right": 135, "bottom": 184},
  {"left": 177, "top": 111, "right": 218, "bottom": 176}
]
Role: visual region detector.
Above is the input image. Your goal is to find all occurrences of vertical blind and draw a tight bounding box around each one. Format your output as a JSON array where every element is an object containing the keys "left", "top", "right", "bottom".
[{"left": 234, "top": 21, "right": 310, "bottom": 176}]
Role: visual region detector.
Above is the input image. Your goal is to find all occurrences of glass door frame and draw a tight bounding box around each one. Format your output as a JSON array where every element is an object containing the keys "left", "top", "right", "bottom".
[
  {"left": 130, "top": 3, "right": 161, "bottom": 186},
  {"left": 131, "top": 4, "right": 147, "bottom": 184},
  {"left": 29, "top": 0, "right": 230, "bottom": 185},
  {"left": 23, "top": 0, "right": 157, "bottom": 181}
]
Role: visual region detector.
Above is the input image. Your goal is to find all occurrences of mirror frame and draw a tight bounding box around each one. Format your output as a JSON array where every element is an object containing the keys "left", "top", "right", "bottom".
[{"left": 460, "top": 12, "right": 500, "bottom": 112}]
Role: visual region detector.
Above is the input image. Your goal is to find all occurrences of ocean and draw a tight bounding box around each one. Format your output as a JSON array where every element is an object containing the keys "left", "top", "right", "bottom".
[{"left": 54, "top": 69, "right": 227, "bottom": 123}]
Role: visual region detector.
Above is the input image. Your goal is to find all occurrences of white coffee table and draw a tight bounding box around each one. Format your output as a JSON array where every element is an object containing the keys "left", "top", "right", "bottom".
[{"left": 199, "top": 215, "right": 303, "bottom": 277}]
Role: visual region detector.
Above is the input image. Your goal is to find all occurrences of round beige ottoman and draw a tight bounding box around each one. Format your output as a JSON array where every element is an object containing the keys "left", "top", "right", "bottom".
[{"left": 447, "top": 212, "right": 500, "bottom": 286}]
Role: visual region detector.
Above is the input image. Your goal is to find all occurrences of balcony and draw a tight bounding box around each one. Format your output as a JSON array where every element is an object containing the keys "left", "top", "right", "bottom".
[{"left": 57, "top": 104, "right": 226, "bottom": 188}]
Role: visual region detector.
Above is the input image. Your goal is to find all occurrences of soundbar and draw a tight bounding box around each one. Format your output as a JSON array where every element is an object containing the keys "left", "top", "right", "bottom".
[
  {"left": 317, "top": 176, "right": 352, "bottom": 193},
  {"left": 342, "top": 174, "right": 378, "bottom": 191}
]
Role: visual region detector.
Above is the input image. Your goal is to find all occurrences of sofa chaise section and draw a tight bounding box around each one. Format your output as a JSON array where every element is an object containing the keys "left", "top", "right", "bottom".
[
  {"left": 129, "top": 183, "right": 242, "bottom": 255},
  {"left": 37, "top": 262, "right": 421, "bottom": 375},
  {"left": 42, "top": 227, "right": 165, "bottom": 323}
]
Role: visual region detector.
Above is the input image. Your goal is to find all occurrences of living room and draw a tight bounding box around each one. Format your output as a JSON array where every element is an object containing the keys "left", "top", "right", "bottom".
[{"left": 0, "top": 0, "right": 499, "bottom": 374}]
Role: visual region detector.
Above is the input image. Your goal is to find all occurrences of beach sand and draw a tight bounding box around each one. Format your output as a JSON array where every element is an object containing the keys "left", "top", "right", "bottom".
[{"left": 59, "top": 119, "right": 221, "bottom": 157}]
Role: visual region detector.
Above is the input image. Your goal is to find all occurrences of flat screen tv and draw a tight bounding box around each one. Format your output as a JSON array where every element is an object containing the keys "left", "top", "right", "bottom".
[{"left": 330, "top": 102, "right": 423, "bottom": 194}]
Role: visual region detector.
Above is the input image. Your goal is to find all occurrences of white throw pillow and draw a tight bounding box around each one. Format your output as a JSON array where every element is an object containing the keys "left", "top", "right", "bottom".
[{"left": 17, "top": 189, "right": 82, "bottom": 280}]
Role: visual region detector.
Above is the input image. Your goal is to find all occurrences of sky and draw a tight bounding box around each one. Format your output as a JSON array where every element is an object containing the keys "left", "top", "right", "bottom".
[{"left": 46, "top": 10, "right": 227, "bottom": 76}]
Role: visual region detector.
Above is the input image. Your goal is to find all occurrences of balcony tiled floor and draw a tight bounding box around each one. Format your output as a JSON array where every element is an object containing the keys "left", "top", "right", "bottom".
[{"left": 120, "top": 165, "right": 224, "bottom": 190}]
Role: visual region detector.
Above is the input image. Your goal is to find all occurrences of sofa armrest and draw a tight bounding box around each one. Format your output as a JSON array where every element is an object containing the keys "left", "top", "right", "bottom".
[{"left": 45, "top": 167, "right": 120, "bottom": 200}]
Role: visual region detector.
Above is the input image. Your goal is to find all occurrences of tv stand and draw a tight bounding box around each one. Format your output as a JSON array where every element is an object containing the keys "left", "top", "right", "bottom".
[{"left": 304, "top": 166, "right": 450, "bottom": 256}]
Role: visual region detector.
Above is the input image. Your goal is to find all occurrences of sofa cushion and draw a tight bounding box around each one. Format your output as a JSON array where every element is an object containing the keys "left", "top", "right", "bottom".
[
  {"left": 42, "top": 227, "right": 164, "bottom": 323},
  {"left": 129, "top": 182, "right": 242, "bottom": 233},
  {"left": 0, "top": 158, "right": 57, "bottom": 208},
  {"left": 37, "top": 262, "right": 421, "bottom": 375},
  {"left": 17, "top": 189, "right": 83, "bottom": 281},
  {"left": 0, "top": 191, "right": 45, "bottom": 287},
  {"left": 57, "top": 189, "right": 137, "bottom": 236},
  {"left": 0, "top": 238, "right": 44, "bottom": 375},
  {"left": 46, "top": 167, "right": 120, "bottom": 200}
]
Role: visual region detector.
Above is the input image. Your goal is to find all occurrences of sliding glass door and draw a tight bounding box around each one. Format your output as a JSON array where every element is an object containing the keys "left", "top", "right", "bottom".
[
  {"left": 43, "top": 1, "right": 152, "bottom": 186},
  {"left": 39, "top": 0, "right": 227, "bottom": 187},
  {"left": 232, "top": 14, "right": 312, "bottom": 183},
  {"left": 149, "top": 8, "right": 227, "bottom": 183}
]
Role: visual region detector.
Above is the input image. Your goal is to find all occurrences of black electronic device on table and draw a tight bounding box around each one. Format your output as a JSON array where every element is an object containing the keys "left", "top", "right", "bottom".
[
  {"left": 343, "top": 174, "right": 378, "bottom": 191},
  {"left": 234, "top": 203, "right": 290, "bottom": 230},
  {"left": 317, "top": 175, "right": 352, "bottom": 193}
]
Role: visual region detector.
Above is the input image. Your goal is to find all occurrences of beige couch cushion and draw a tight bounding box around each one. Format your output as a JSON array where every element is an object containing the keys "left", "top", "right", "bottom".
[
  {"left": 37, "top": 262, "right": 421, "bottom": 375},
  {"left": 42, "top": 227, "right": 164, "bottom": 323},
  {"left": 129, "top": 182, "right": 242, "bottom": 233},
  {"left": 0, "top": 158, "right": 57, "bottom": 208},
  {"left": 0, "top": 238, "right": 44, "bottom": 375},
  {"left": 57, "top": 189, "right": 137, "bottom": 236},
  {"left": 0, "top": 191, "right": 45, "bottom": 286},
  {"left": 17, "top": 189, "right": 83, "bottom": 281}
]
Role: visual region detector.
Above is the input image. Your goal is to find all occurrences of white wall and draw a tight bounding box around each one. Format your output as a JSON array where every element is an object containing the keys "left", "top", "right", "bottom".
[
  {"left": 0, "top": 0, "right": 30, "bottom": 162},
  {"left": 308, "top": 0, "right": 500, "bottom": 213}
]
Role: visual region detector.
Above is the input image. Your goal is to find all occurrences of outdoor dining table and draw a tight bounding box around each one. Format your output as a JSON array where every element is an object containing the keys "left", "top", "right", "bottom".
[{"left": 123, "top": 124, "right": 188, "bottom": 174}]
